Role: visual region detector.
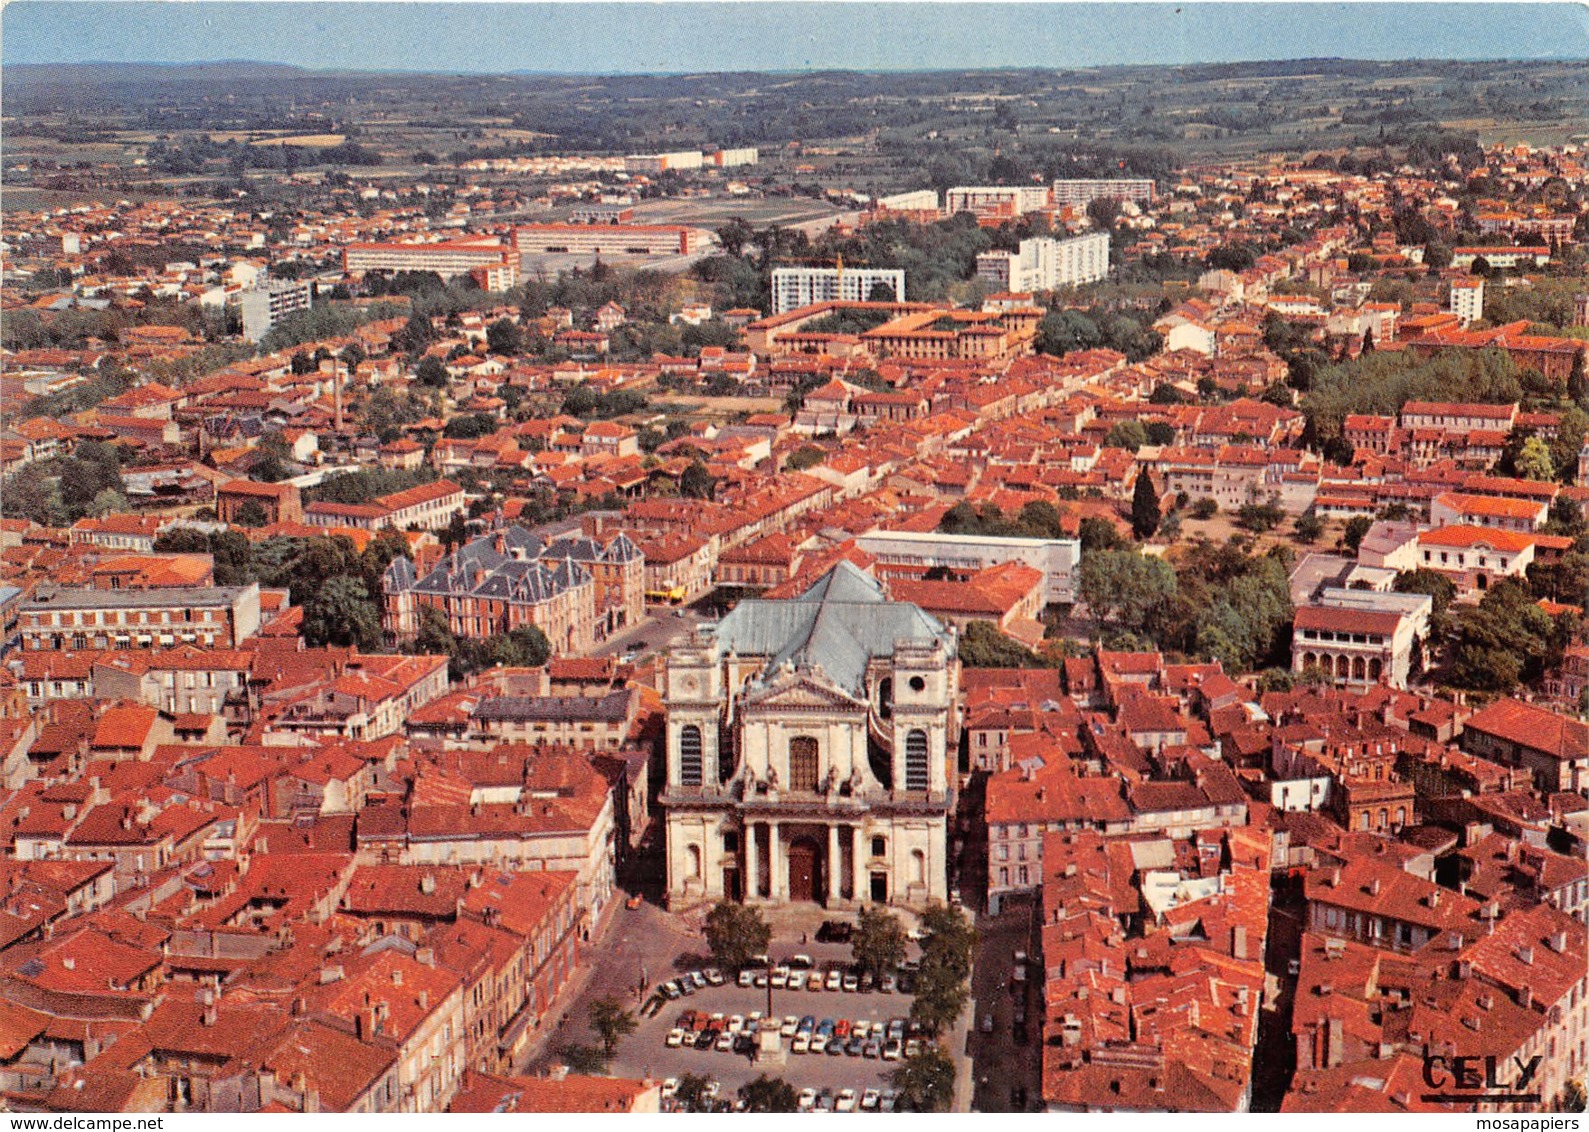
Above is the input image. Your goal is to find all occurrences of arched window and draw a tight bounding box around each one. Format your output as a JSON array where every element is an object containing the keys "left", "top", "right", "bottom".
[
  {"left": 679, "top": 725, "right": 702, "bottom": 786},
  {"left": 789, "top": 736, "right": 819, "bottom": 792},
  {"left": 905, "top": 730, "right": 930, "bottom": 792},
  {"left": 1369, "top": 658, "right": 1383, "bottom": 681},
  {"left": 912, "top": 849, "right": 927, "bottom": 884},
  {"left": 1395, "top": 806, "right": 1406, "bottom": 827},
  {"left": 686, "top": 844, "right": 702, "bottom": 880},
  {"left": 877, "top": 677, "right": 893, "bottom": 720}
]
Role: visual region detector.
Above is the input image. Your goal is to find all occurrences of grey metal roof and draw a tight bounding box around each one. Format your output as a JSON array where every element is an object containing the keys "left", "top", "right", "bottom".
[
  {"left": 710, "top": 562, "right": 953, "bottom": 696},
  {"left": 473, "top": 689, "right": 633, "bottom": 723}
]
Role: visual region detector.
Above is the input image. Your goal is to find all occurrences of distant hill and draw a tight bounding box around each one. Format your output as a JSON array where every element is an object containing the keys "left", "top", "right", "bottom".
[{"left": 4, "top": 60, "right": 309, "bottom": 85}]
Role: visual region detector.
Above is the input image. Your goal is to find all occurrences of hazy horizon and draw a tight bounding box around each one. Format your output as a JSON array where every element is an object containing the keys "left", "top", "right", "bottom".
[{"left": 5, "top": 3, "right": 1587, "bottom": 75}]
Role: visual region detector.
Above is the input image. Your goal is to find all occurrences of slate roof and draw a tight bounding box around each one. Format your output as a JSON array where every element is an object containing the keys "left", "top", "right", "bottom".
[{"left": 707, "top": 561, "right": 953, "bottom": 696}]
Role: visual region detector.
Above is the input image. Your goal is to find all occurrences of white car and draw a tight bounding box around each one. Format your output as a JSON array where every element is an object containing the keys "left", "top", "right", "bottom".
[
  {"left": 727, "top": 1013, "right": 745, "bottom": 1033},
  {"left": 715, "top": 1031, "right": 733, "bottom": 1052},
  {"left": 883, "top": 1038, "right": 902, "bottom": 1061},
  {"left": 861, "top": 1089, "right": 881, "bottom": 1112},
  {"left": 738, "top": 969, "right": 755, "bottom": 987},
  {"left": 797, "top": 1088, "right": 817, "bottom": 1112},
  {"left": 792, "top": 1033, "right": 810, "bottom": 1054},
  {"left": 826, "top": 969, "right": 843, "bottom": 991},
  {"left": 835, "top": 1088, "right": 858, "bottom": 1112},
  {"left": 780, "top": 1015, "right": 799, "bottom": 1037},
  {"left": 879, "top": 1090, "right": 899, "bottom": 1113},
  {"left": 662, "top": 1078, "right": 680, "bottom": 1100},
  {"left": 790, "top": 953, "right": 814, "bottom": 969},
  {"left": 665, "top": 1028, "right": 685, "bottom": 1047},
  {"left": 770, "top": 968, "right": 788, "bottom": 989},
  {"left": 842, "top": 972, "right": 859, "bottom": 993},
  {"left": 809, "top": 1035, "right": 828, "bottom": 1054},
  {"left": 788, "top": 971, "right": 806, "bottom": 991},
  {"left": 702, "top": 1081, "right": 720, "bottom": 1101}
]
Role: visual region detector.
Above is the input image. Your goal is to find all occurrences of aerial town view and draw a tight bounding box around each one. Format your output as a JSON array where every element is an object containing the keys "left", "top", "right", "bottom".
[{"left": 0, "top": 1, "right": 1585, "bottom": 1118}]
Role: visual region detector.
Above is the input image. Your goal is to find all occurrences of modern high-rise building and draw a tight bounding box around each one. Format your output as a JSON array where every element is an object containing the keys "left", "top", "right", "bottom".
[
  {"left": 234, "top": 279, "right": 313, "bottom": 342},
  {"left": 1050, "top": 178, "right": 1156, "bottom": 208},
  {"left": 770, "top": 267, "right": 906, "bottom": 314},
  {"left": 945, "top": 185, "right": 1051, "bottom": 218},
  {"left": 1449, "top": 277, "right": 1485, "bottom": 327},
  {"left": 975, "top": 232, "right": 1110, "bottom": 293}
]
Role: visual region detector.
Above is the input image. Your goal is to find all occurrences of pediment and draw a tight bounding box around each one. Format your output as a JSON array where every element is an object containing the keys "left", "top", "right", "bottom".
[{"left": 741, "top": 675, "right": 862, "bottom": 711}]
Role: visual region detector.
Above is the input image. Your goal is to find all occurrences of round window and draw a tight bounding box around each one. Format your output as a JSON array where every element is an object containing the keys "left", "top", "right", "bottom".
[{"left": 908, "top": 676, "right": 926, "bottom": 692}]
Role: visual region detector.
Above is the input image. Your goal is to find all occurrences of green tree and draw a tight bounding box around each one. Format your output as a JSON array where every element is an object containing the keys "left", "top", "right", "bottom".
[
  {"left": 1342, "top": 515, "right": 1374, "bottom": 554},
  {"left": 486, "top": 317, "right": 522, "bottom": 355},
  {"left": 303, "top": 574, "right": 383, "bottom": 649},
  {"left": 1104, "top": 419, "right": 1148, "bottom": 451},
  {"left": 415, "top": 355, "right": 449, "bottom": 388},
  {"left": 90, "top": 489, "right": 129, "bottom": 518},
  {"left": 703, "top": 901, "right": 771, "bottom": 971},
  {"left": 1450, "top": 578, "right": 1556, "bottom": 692},
  {"left": 918, "top": 902, "right": 975, "bottom": 979},
  {"left": 673, "top": 1073, "right": 713, "bottom": 1112},
  {"left": 1293, "top": 512, "right": 1325, "bottom": 543},
  {"left": 957, "top": 620, "right": 1041, "bottom": 668},
  {"left": 1017, "top": 500, "right": 1065, "bottom": 540},
  {"left": 1236, "top": 496, "right": 1285, "bottom": 533},
  {"left": 232, "top": 499, "right": 270, "bottom": 528},
  {"left": 1131, "top": 470, "right": 1161, "bottom": 540},
  {"left": 908, "top": 961, "right": 970, "bottom": 1038},
  {"left": 1189, "top": 498, "right": 1218, "bottom": 520},
  {"left": 1394, "top": 568, "right": 1457, "bottom": 633},
  {"left": 851, "top": 904, "right": 908, "bottom": 980},
  {"left": 890, "top": 1045, "right": 956, "bottom": 1112},
  {"left": 1514, "top": 435, "right": 1555, "bottom": 482},
  {"left": 1077, "top": 515, "right": 1124, "bottom": 552},
  {"left": 738, "top": 1076, "right": 799, "bottom": 1113},
  {"left": 785, "top": 445, "right": 826, "bottom": 471},
  {"left": 1079, "top": 550, "right": 1177, "bottom": 639},
  {"left": 680, "top": 459, "right": 717, "bottom": 501},
  {"left": 588, "top": 997, "right": 637, "bottom": 1058},
  {"left": 557, "top": 1044, "right": 609, "bottom": 1076}
]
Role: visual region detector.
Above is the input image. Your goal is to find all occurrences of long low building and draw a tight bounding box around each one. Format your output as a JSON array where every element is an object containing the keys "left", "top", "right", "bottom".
[
  {"left": 513, "top": 224, "right": 709, "bottom": 257},
  {"left": 856, "top": 528, "right": 1081, "bottom": 604},
  {"left": 18, "top": 583, "right": 262, "bottom": 651},
  {"left": 342, "top": 238, "right": 515, "bottom": 279}
]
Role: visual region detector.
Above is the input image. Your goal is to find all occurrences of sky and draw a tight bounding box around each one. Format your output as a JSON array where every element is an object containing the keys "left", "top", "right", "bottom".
[{"left": 4, "top": 2, "right": 1586, "bottom": 73}]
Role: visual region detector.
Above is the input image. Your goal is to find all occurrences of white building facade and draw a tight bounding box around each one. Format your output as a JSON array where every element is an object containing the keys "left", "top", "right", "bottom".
[{"left": 661, "top": 564, "right": 959, "bottom": 910}]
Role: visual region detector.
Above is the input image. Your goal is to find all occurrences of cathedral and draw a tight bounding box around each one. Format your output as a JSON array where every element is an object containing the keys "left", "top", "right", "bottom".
[{"left": 661, "top": 563, "right": 960, "bottom": 909}]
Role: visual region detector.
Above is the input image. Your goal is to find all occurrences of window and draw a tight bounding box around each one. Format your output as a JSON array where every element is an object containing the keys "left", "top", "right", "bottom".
[
  {"left": 871, "top": 836, "right": 886, "bottom": 858},
  {"left": 1018, "top": 866, "right": 1029, "bottom": 886},
  {"left": 679, "top": 725, "right": 703, "bottom": 786},
  {"left": 904, "top": 730, "right": 929, "bottom": 791},
  {"left": 789, "top": 736, "right": 819, "bottom": 792}
]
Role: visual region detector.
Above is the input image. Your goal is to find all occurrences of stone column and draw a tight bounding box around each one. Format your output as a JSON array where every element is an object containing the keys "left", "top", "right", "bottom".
[
  {"left": 851, "top": 826, "right": 865, "bottom": 903},
  {"left": 827, "top": 824, "right": 843, "bottom": 904},
  {"left": 768, "top": 821, "right": 783, "bottom": 901},
  {"left": 745, "top": 821, "right": 759, "bottom": 900}
]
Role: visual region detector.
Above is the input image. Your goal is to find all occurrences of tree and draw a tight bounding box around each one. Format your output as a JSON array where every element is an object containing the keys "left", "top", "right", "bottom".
[
  {"left": 785, "top": 445, "right": 826, "bottom": 471},
  {"left": 673, "top": 1073, "right": 713, "bottom": 1112},
  {"left": 1104, "top": 419, "right": 1148, "bottom": 451},
  {"left": 557, "top": 1044, "right": 609, "bottom": 1076},
  {"left": 1189, "top": 498, "right": 1218, "bottom": 520},
  {"left": 908, "top": 961, "right": 970, "bottom": 1038},
  {"left": 1079, "top": 550, "right": 1177, "bottom": 640},
  {"left": 90, "top": 489, "right": 129, "bottom": 518},
  {"left": 1077, "top": 515, "right": 1124, "bottom": 552},
  {"left": 957, "top": 620, "right": 1041, "bottom": 668},
  {"left": 919, "top": 902, "right": 975, "bottom": 979},
  {"left": 588, "top": 997, "right": 637, "bottom": 1058},
  {"left": 1236, "top": 497, "right": 1285, "bottom": 533},
  {"left": 680, "top": 459, "right": 717, "bottom": 501},
  {"left": 232, "top": 499, "right": 270, "bottom": 528},
  {"left": 486, "top": 317, "right": 522, "bottom": 356},
  {"left": 851, "top": 904, "right": 908, "bottom": 980},
  {"left": 303, "top": 575, "right": 383, "bottom": 649},
  {"left": 703, "top": 901, "right": 770, "bottom": 971},
  {"left": 1450, "top": 578, "right": 1556, "bottom": 692},
  {"left": 1293, "top": 512, "right": 1325, "bottom": 544},
  {"left": 1342, "top": 515, "right": 1374, "bottom": 554},
  {"left": 415, "top": 355, "right": 449, "bottom": 388},
  {"left": 738, "top": 1076, "right": 798, "bottom": 1113},
  {"left": 1394, "top": 568, "right": 1457, "bottom": 632},
  {"left": 1514, "top": 435, "right": 1555, "bottom": 482},
  {"left": 890, "top": 1044, "right": 956, "bottom": 1112},
  {"left": 442, "top": 511, "right": 470, "bottom": 555},
  {"left": 1131, "top": 470, "right": 1161, "bottom": 540}
]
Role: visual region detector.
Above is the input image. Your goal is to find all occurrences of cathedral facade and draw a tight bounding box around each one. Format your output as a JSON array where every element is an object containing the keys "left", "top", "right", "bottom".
[{"left": 661, "top": 564, "right": 960, "bottom": 909}]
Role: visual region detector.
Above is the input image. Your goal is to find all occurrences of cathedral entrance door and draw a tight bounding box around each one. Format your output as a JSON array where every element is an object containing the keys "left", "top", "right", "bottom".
[{"left": 787, "top": 837, "right": 824, "bottom": 905}]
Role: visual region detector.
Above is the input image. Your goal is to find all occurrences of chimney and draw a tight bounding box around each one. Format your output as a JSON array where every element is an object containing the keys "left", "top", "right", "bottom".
[
  {"left": 420, "top": 873, "right": 436, "bottom": 895},
  {"left": 416, "top": 947, "right": 434, "bottom": 967},
  {"left": 1517, "top": 985, "right": 1533, "bottom": 1009},
  {"left": 62, "top": 957, "right": 75, "bottom": 970},
  {"left": 418, "top": 990, "right": 429, "bottom": 1011},
  {"left": 1325, "top": 1016, "right": 1345, "bottom": 1068},
  {"left": 1231, "top": 924, "right": 1248, "bottom": 961},
  {"left": 1549, "top": 930, "right": 1568, "bottom": 954},
  {"left": 1427, "top": 889, "right": 1439, "bottom": 908},
  {"left": 1369, "top": 878, "right": 1381, "bottom": 896},
  {"left": 391, "top": 967, "right": 403, "bottom": 987},
  {"left": 202, "top": 1004, "right": 217, "bottom": 1027},
  {"left": 1515, "top": 945, "right": 1534, "bottom": 966}
]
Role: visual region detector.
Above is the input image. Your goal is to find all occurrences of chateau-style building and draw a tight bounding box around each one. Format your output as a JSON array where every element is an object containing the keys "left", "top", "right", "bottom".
[{"left": 661, "top": 563, "right": 959, "bottom": 910}]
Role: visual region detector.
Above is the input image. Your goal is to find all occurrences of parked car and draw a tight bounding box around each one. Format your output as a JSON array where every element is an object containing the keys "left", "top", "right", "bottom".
[
  {"left": 842, "top": 972, "right": 859, "bottom": 993},
  {"left": 809, "top": 1035, "right": 828, "bottom": 1054},
  {"left": 834, "top": 1019, "right": 852, "bottom": 1039},
  {"left": 797, "top": 1088, "right": 816, "bottom": 1112},
  {"left": 662, "top": 1078, "right": 679, "bottom": 1099},
  {"left": 787, "top": 970, "right": 806, "bottom": 991},
  {"left": 835, "top": 1088, "right": 858, "bottom": 1112},
  {"left": 689, "top": 971, "right": 707, "bottom": 990},
  {"left": 703, "top": 967, "right": 725, "bottom": 986},
  {"left": 791, "top": 1033, "right": 810, "bottom": 1054},
  {"left": 665, "top": 1028, "right": 685, "bottom": 1048},
  {"left": 879, "top": 1089, "right": 899, "bottom": 1112},
  {"left": 715, "top": 1031, "right": 734, "bottom": 1052},
  {"left": 737, "top": 969, "right": 755, "bottom": 988},
  {"left": 661, "top": 980, "right": 682, "bottom": 1000},
  {"left": 861, "top": 1088, "right": 881, "bottom": 1112},
  {"left": 797, "top": 1015, "right": 816, "bottom": 1033},
  {"left": 880, "top": 973, "right": 897, "bottom": 994},
  {"left": 825, "top": 969, "right": 843, "bottom": 992},
  {"left": 883, "top": 1038, "right": 902, "bottom": 1061},
  {"left": 780, "top": 1015, "right": 798, "bottom": 1037},
  {"left": 859, "top": 972, "right": 875, "bottom": 993},
  {"left": 816, "top": 1018, "right": 835, "bottom": 1038},
  {"left": 789, "top": 953, "right": 813, "bottom": 969},
  {"left": 846, "top": 1036, "right": 865, "bottom": 1056},
  {"left": 694, "top": 1030, "right": 714, "bottom": 1050}
]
